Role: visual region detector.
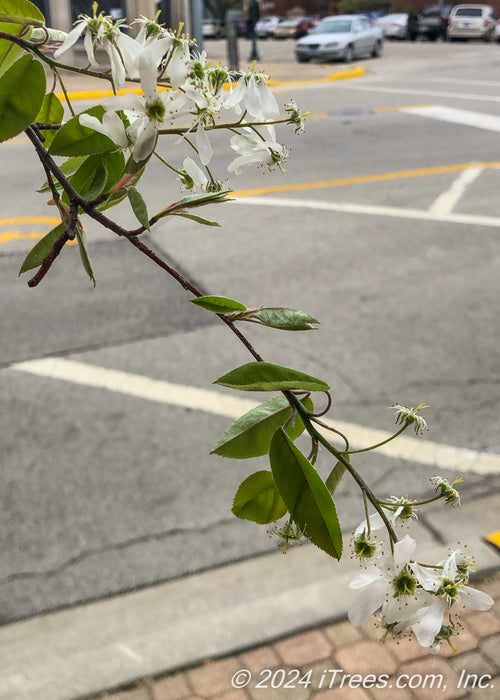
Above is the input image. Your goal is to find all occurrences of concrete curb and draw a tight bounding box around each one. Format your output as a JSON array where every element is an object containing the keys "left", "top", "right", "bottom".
[{"left": 0, "top": 494, "right": 498, "bottom": 700}]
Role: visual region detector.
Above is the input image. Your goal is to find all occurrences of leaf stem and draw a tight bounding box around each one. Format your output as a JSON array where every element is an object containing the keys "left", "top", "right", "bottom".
[{"left": 346, "top": 424, "right": 409, "bottom": 455}]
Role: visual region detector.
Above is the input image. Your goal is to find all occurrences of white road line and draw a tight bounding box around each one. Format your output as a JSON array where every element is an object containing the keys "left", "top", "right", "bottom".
[
  {"left": 234, "top": 195, "right": 500, "bottom": 228},
  {"left": 343, "top": 83, "right": 500, "bottom": 104},
  {"left": 424, "top": 77, "right": 500, "bottom": 87},
  {"left": 401, "top": 105, "right": 500, "bottom": 133},
  {"left": 11, "top": 357, "right": 500, "bottom": 475},
  {"left": 429, "top": 167, "right": 483, "bottom": 215}
]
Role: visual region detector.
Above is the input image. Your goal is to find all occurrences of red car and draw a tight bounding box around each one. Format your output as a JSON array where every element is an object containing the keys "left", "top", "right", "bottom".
[{"left": 294, "top": 15, "right": 321, "bottom": 39}]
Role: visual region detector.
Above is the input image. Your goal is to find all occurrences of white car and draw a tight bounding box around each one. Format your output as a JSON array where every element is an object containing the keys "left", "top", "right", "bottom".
[
  {"left": 374, "top": 13, "right": 409, "bottom": 39},
  {"left": 447, "top": 5, "right": 496, "bottom": 41},
  {"left": 295, "top": 15, "right": 383, "bottom": 63},
  {"left": 255, "top": 16, "right": 283, "bottom": 39}
]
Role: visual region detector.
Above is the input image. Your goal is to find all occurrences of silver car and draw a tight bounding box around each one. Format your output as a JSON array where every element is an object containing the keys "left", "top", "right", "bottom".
[{"left": 295, "top": 15, "right": 383, "bottom": 63}]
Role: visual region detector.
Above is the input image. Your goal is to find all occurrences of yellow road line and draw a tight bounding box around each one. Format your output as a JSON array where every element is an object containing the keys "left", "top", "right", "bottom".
[
  {"left": 0, "top": 231, "right": 47, "bottom": 244},
  {"left": 0, "top": 231, "right": 77, "bottom": 246},
  {"left": 232, "top": 161, "right": 500, "bottom": 198},
  {"left": 484, "top": 531, "right": 500, "bottom": 551},
  {"left": 55, "top": 67, "right": 365, "bottom": 101},
  {"left": 0, "top": 216, "right": 60, "bottom": 226}
]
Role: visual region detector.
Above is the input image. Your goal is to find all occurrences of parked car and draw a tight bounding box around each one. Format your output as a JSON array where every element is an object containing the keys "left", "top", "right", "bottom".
[
  {"left": 255, "top": 15, "right": 283, "bottom": 38},
  {"left": 495, "top": 17, "right": 500, "bottom": 40},
  {"left": 294, "top": 15, "right": 321, "bottom": 39},
  {"left": 202, "top": 18, "right": 222, "bottom": 39},
  {"left": 274, "top": 18, "right": 301, "bottom": 39},
  {"left": 447, "top": 5, "right": 496, "bottom": 41},
  {"left": 295, "top": 14, "right": 383, "bottom": 63},
  {"left": 374, "top": 13, "right": 409, "bottom": 39},
  {"left": 418, "top": 5, "right": 453, "bottom": 40}
]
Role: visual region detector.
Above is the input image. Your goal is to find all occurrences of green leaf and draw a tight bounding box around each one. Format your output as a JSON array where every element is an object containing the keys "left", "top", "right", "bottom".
[
  {"left": 102, "top": 150, "right": 125, "bottom": 193},
  {"left": 18, "top": 222, "right": 64, "bottom": 274},
  {"left": 61, "top": 154, "right": 108, "bottom": 204},
  {"left": 190, "top": 295, "right": 246, "bottom": 314},
  {"left": 0, "top": 22, "right": 31, "bottom": 77},
  {"left": 75, "top": 226, "right": 96, "bottom": 287},
  {"left": 244, "top": 308, "right": 319, "bottom": 331},
  {"left": 0, "top": 0, "right": 45, "bottom": 26},
  {"left": 214, "top": 362, "right": 330, "bottom": 393},
  {"left": 37, "top": 156, "right": 87, "bottom": 193},
  {"left": 128, "top": 186, "right": 150, "bottom": 231},
  {"left": 270, "top": 428, "right": 343, "bottom": 559},
  {"left": 157, "top": 190, "right": 233, "bottom": 220},
  {"left": 49, "top": 106, "right": 115, "bottom": 157},
  {"left": 232, "top": 470, "right": 287, "bottom": 524},
  {"left": 0, "top": 53, "right": 45, "bottom": 142},
  {"left": 35, "top": 92, "right": 63, "bottom": 147},
  {"left": 212, "top": 394, "right": 313, "bottom": 459},
  {"left": 173, "top": 212, "right": 220, "bottom": 227}
]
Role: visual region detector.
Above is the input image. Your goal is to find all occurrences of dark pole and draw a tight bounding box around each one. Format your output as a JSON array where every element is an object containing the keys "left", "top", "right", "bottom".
[{"left": 248, "top": 0, "right": 260, "bottom": 61}]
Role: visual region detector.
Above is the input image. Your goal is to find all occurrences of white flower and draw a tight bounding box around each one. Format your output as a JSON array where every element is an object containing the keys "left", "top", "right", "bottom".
[
  {"left": 79, "top": 111, "right": 129, "bottom": 148},
  {"left": 354, "top": 498, "right": 417, "bottom": 537},
  {"left": 103, "top": 45, "right": 191, "bottom": 162},
  {"left": 224, "top": 71, "right": 279, "bottom": 121},
  {"left": 348, "top": 535, "right": 424, "bottom": 626},
  {"left": 54, "top": 12, "right": 103, "bottom": 67},
  {"left": 228, "top": 124, "right": 286, "bottom": 175},
  {"left": 117, "top": 32, "right": 173, "bottom": 81}
]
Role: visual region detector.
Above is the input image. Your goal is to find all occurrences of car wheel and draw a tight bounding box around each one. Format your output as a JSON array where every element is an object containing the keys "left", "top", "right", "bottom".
[
  {"left": 296, "top": 55, "right": 310, "bottom": 63},
  {"left": 343, "top": 44, "right": 354, "bottom": 63},
  {"left": 371, "top": 40, "right": 382, "bottom": 58},
  {"left": 484, "top": 29, "right": 493, "bottom": 42}
]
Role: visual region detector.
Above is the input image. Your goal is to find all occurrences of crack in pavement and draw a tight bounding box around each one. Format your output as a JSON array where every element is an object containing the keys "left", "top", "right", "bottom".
[{"left": 0, "top": 516, "right": 235, "bottom": 585}]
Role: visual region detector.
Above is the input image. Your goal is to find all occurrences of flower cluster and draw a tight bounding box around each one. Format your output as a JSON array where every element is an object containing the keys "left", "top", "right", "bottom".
[
  {"left": 55, "top": 4, "right": 300, "bottom": 187},
  {"left": 349, "top": 536, "right": 493, "bottom": 653}
]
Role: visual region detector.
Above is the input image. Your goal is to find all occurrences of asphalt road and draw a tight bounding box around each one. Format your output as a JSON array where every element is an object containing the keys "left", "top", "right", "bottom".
[{"left": 1, "top": 39, "right": 499, "bottom": 623}]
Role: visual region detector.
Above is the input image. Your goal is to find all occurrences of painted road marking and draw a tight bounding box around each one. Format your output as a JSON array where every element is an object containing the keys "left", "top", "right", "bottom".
[
  {"left": 342, "top": 83, "right": 500, "bottom": 104},
  {"left": 232, "top": 161, "right": 500, "bottom": 198},
  {"left": 235, "top": 195, "right": 500, "bottom": 229},
  {"left": 401, "top": 105, "right": 500, "bottom": 133},
  {"left": 425, "top": 77, "right": 500, "bottom": 88},
  {"left": 484, "top": 531, "right": 500, "bottom": 551},
  {"left": 429, "top": 167, "right": 483, "bottom": 215},
  {"left": 10, "top": 357, "right": 500, "bottom": 475},
  {"left": 0, "top": 216, "right": 60, "bottom": 226},
  {"left": 0, "top": 216, "right": 61, "bottom": 247},
  {"left": 0, "top": 231, "right": 50, "bottom": 244}
]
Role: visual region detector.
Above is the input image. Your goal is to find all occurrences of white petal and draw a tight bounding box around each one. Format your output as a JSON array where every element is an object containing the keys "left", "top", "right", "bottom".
[
  {"left": 196, "top": 124, "right": 213, "bottom": 165},
  {"left": 460, "top": 586, "right": 494, "bottom": 611},
  {"left": 257, "top": 81, "right": 280, "bottom": 119},
  {"left": 394, "top": 535, "right": 416, "bottom": 570},
  {"left": 116, "top": 32, "right": 142, "bottom": 78},
  {"left": 223, "top": 78, "right": 245, "bottom": 110},
  {"left": 355, "top": 513, "right": 385, "bottom": 536},
  {"left": 103, "top": 93, "right": 145, "bottom": 113},
  {"left": 79, "top": 114, "right": 107, "bottom": 136},
  {"left": 167, "top": 44, "right": 190, "bottom": 89},
  {"left": 83, "top": 30, "right": 98, "bottom": 67},
  {"left": 183, "top": 157, "right": 207, "bottom": 187},
  {"left": 349, "top": 567, "right": 383, "bottom": 590},
  {"left": 54, "top": 21, "right": 86, "bottom": 58},
  {"left": 133, "top": 121, "right": 157, "bottom": 161},
  {"left": 412, "top": 562, "right": 440, "bottom": 592},
  {"left": 102, "top": 112, "right": 128, "bottom": 148},
  {"left": 105, "top": 41, "right": 126, "bottom": 91},
  {"left": 245, "top": 77, "right": 264, "bottom": 120},
  {"left": 139, "top": 51, "right": 159, "bottom": 102},
  {"left": 348, "top": 579, "right": 389, "bottom": 626},
  {"left": 411, "top": 599, "right": 447, "bottom": 648}
]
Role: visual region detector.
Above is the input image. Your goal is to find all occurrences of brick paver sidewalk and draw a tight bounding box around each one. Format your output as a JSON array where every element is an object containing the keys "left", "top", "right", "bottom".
[{"left": 92, "top": 572, "right": 500, "bottom": 700}]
